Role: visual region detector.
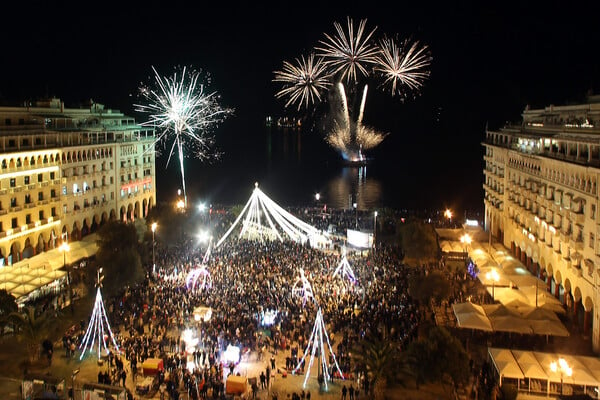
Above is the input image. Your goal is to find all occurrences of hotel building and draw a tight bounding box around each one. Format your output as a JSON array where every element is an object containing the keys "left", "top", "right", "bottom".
[
  {"left": 0, "top": 98, "right": 155, "bottom": 267},
  {"left": 483, "top": 98, "right": 600, "bottom": 350}
]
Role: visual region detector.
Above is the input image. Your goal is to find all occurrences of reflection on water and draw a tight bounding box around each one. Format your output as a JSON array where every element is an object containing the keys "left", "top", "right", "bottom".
[{"left": 325, "top": 166, "right": 382, "bottom": 210}]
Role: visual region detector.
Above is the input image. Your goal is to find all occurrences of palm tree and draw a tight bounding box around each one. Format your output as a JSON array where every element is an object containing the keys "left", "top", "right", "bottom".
[
  {"left": 352, "top": 333, "right": 402, "bottom": 400},
  {"left": 9, "top": 306, "right": 52, "bottom": 362}
]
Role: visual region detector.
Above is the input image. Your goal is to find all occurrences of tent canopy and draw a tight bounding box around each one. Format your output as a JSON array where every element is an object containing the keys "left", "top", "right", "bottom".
[{"left": 488, "top": 348, "right": 524, "bottom": 380}]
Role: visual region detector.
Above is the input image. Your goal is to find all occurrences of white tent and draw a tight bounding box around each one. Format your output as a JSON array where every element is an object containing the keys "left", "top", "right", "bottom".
[
  {"left": 488, "top": 348, "right": 524, "bottom": 384},
  {"left": 453, "top": 303, "right": 493, "bottom": 332}
]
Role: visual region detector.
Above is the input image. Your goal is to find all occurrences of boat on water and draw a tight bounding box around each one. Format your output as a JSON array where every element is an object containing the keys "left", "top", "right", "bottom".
[{"left": 340, "top": 146, "right": 370, "bottom": 166}]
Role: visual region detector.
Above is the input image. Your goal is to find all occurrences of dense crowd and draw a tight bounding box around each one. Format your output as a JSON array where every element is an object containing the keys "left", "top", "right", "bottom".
[{"left": 63, "top": 207, "right": 427, "bottom": 399}]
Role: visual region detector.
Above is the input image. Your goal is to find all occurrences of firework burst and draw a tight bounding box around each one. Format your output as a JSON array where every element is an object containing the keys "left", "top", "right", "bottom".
[
  {"left": 274, "top": 18, "right": 430, "bottom": 162},
  {"left": 375, "top": 37, "right": 432, "bottom": 98},
  {"left": 135, "top": 66, "right": 233, "bottom": 206},
  {"left": 273, "top": 53, "right": 331, "bottom": 110},
  {"left": 316, "top": 17, "right": 379, "bottom": 83}
]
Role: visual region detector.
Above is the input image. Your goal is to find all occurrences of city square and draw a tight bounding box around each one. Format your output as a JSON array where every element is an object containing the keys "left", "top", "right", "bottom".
[{"left": 1, "top": 2, "right": 600, "bottom": 400}]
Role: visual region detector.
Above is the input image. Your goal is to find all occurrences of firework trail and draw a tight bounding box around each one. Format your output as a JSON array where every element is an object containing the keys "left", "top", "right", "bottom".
[{"left": 135, "top": 66, "right": 232, "bottom": 206}]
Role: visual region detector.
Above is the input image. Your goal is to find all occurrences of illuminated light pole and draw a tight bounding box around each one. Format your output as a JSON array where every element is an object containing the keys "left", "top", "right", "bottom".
[
  {"left": 550, "top": 358, "right": 572, "bottom": 395},
  {"left": 353, "top": 202, "right": 358, "bottom": 229},
  {"left": 444, "top": 209, "right": 453, "bottom": 225},
  {"left": 373, "top": 211, "right": 378, "bottom": 251},
  {"left": 60, "top": 242, "right": 71, "bottom": 310},
  {"left": 486, "top": 268, "right": 500, "bottom": 301},
  {"left": 151, "top": 223, "right": 157, "bottom": 274},
  {"left": 460, "top": 233, "right": 472, "bottom": 253}
]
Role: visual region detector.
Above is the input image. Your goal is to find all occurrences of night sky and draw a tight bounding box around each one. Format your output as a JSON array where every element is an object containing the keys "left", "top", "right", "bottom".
[{"left": 1, "top": 1, "right": 599, "bottom": 210}]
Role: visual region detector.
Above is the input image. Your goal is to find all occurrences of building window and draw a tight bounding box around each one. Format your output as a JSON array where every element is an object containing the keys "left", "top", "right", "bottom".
[
  {"left": 11, "top": 218, "right": 17, "bottom": 229},
  {"left": 39, "top": 210, "right": 44, "bottom": 220},
  {"left": 62, "top": 186, "right": 67, "bottom": 195},
  {"left": 25, "top": 214, "right": 31, "bottom": 224},
  {"left": 50, "top": 172, "right": 55, "bottom": 180},
  {"left": 24, "top": 176, "right": 29, "bottom": 185},
  {"left": 24, "top": 194, "right": 31, "bottom": 204},
  {"left": 38, "top": 173, "right": 43, "bottom": 182},
  {"left": 590, "top": 233, "right": 595, "bottom": 249},
  {"left": 38, "top": 192, "right": 43, "bottom": 201},
  {"left": 10, "top": 198, "right": 16, "bottom": 207},
  {"left": 51, "top": 207, "right": 56, "bottom": 217},
  {"left": 51, "top": 189, "right": 56, "bottom": 198},
  {"left": 592, "top": 204, "right": 596, "bottom": 220},
  {"left": 9, "top": 178, "right": 15, "bottom": 188}
]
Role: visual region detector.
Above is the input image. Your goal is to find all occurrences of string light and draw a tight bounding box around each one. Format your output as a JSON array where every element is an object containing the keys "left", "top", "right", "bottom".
[{"left": 294, "top": 308, "right": 344, "bottom": 390}]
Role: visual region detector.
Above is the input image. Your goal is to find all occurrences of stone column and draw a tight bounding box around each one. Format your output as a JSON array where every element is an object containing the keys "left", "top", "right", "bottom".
[{"left": 584, "top": 310, "right": 592, "bottom": 337}]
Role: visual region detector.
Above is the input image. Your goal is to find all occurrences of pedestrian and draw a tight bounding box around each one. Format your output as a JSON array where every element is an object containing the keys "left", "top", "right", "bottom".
[
  {"left": 266, "top": 367, "right": 271, "bottom": 388},
  {"left": 121, "top": 369, "right": 127, "bottom": 387},
  {"left": 341, "top": 384, "right": 347, "bottom": 400},
  {"left": 260, "top": 371, "right": 266, "bottom": 389},
  {"left": 349, "top": 384, "right": 355, "bottom": 400},
  {"left": 251, "top": 381, "right": 258, "bottom": 399},
  {"left": 270, "top": 354, "right": 276, "bottom": 370}
]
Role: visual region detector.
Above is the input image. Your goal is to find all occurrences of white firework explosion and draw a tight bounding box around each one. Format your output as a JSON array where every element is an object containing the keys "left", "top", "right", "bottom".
[
  {"left": 135, "top": 66, "right": 233, "bottom": 205},
  {"left": 273, "top": 53, "right": 332, "bottom": 110},
  {"left": 375, "top": 36, "right": 432, "bottom": 98},
  {"left": 316, "top": 17, "right": 379, "bottom": 83}
]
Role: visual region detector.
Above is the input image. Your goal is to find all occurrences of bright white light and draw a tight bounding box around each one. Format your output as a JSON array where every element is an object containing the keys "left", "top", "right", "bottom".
[
  {"left": 261, "top": 309, "right": 279, "bottom": 326},
  {"left": 198, "top": 203, "right": 206, "bottom": 212},
  {"left": 315, "top": 193, "right": 321, "bottom": 201},
  {"left": 465, "top": 219, "right": 478, "bottom": 227},
  {"left": 222, "top": 345, "right": 241, "bottom": 364},
  {"left": 198, "top": 230, "right": 211, "bottom": 243}
]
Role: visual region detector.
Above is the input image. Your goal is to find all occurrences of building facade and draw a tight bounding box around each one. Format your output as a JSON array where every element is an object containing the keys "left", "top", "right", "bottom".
[
  {"left": 483, "top": 99, "right": 600, "bottom": 351},
  {"left": 0, "top": 98, "right": 155, "bottom": 266}
]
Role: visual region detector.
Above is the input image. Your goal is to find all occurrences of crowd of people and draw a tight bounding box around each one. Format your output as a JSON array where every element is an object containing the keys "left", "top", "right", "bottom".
[{"left": 62, "top": 206, "right": 429, "bottom": 399}]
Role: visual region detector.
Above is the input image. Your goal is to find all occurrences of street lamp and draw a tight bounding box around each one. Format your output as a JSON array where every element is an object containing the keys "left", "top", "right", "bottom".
[
  {"left": 460, "top": 233, "right": 472, "bottom": 253},
  {"left": 59, "top": 242, "right": 72, "bottom": 310},
  {"left": 315, "top": 193, "right": 320, "bottom": 202},
  {"left": 151, "top": 222, "right": 157, "bottom": 274},
  {"left": 485, "top": 268, "right": 500, "bottom": 301},
  {"left": 70, "top": 368, "right": 80, "bottom": 400},
  {"left": 373, "top": 211, "right": 378, "bottom": 251},
  {"left": 353, "top": 202, "right": 358, "bottom": 229},
  {"left": 550, "top": 358, "right": 572, "bottom": 395},
  {"left": 444, "top": 209, "right": 453, "bottom": 224}
]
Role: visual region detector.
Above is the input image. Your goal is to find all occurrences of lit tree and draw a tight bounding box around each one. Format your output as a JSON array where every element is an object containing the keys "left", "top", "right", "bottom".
[{"left": 79, "top": 268, "right": 120, "bottom": 360}]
